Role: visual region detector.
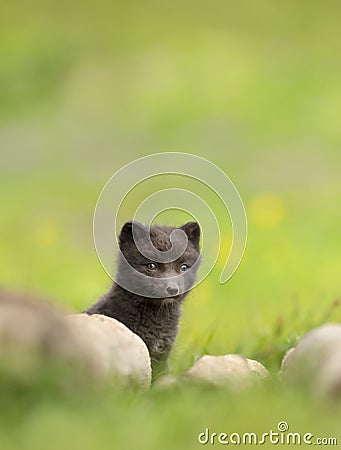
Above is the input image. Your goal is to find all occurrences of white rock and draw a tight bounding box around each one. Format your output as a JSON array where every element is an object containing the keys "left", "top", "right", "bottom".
[
  {"left": 0, "top": 291, "right": 91, "bottom": 385},
  {"left": 281, "top": 323, "right": 341, "bottom": 400},
  {"left": 246, "top": 358, "right": 270, "bottom": 379},
  {"left": 280, "top": 347, "right": 296, "bottom": 377},
  {"left": 67, "top": 314, "right": 152, "bottom": 388},
  {"left": 317, "top": 348, "right": 341, "bottom": 399},
  {"left": 184, "top": 354, "right": 269, "bottom": 390},
  {"left": 0, "top": 292, "right": 151, "bottom": 389}
]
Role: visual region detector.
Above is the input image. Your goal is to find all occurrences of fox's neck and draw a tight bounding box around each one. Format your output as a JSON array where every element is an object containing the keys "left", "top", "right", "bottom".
[{"left": 85, "top": 282, "right": 185, "bottom": 371}]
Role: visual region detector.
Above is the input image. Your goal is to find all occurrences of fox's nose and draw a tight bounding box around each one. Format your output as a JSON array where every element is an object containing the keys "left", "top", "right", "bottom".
[{"left": 166, "top": 286, "right": 179, "bottom": 296}]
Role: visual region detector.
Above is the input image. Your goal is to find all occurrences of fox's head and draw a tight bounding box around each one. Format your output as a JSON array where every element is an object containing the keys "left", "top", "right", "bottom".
[{"left": 116, "top": 221, "right": 201, "bottom": 300}]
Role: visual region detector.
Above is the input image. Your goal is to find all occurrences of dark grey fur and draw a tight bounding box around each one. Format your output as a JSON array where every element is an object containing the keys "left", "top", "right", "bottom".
[{"left": 85, "top": 221, "right": 201, "bottom": 378}]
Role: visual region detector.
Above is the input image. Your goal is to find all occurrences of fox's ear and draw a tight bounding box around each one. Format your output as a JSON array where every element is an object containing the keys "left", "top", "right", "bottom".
[
  {"left": 180, "top": 222, "right": 200, "bottom": 248},
  {"left": 119, "top": 221, "right": 146, "bottom": 245}
]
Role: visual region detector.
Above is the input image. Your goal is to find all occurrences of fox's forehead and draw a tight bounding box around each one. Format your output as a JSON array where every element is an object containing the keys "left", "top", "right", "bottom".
[
  {"left": 149, "top": 225, "right": 175, "bottom": 252},
  {"left": 126, "top": 225, "right": 199, "bottom": 261}
]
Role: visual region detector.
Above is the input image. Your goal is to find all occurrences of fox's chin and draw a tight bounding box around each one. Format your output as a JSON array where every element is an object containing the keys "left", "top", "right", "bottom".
[
  {"left": 162, "top": 297, "right": 177, "bottom": 304},
  {"left": 162, "top": 294, "right": 184, "bottom": 303}
]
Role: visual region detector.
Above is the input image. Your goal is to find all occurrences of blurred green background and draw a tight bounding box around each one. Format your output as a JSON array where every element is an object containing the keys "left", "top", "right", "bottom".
[{"left": 1, "top": 1, "right": 341, "bottom": 449}]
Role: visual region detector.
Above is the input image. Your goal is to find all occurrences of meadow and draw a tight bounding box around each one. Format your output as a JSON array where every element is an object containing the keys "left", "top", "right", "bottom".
[{"left": 1, "top": 1, "right": 340, "bottom": 448}]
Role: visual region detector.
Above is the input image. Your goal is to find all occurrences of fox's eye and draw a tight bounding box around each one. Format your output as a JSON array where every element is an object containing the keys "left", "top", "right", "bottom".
[
  {"left": 147, "top": 262, "right": 158, "bottom": 271},
  {"left": 180, "top": 263, "right": 189, "bottom": 272}
]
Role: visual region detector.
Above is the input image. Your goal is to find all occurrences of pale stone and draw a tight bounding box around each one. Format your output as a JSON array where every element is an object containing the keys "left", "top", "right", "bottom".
[
  {"left": 281, "top": 323, "right": 341, "bottom": 400},
  {"left": 184, "top": 354, "right": 269, "bottom": 390},
  {"left": 317, "top": 348, "right": 341, "bottom": 399},
  {"left": 246, "top": 358, "right": 270, "bottom": 379},
  {"left": 280, "top": 347, "right": 296, "bottom": 377},
  {"left": 0, "top": 291, "right": 151, "bottom": 389},
  {"left": 67, "top": 314, "right": 152, "bottom": 388},
  {"left": 0, "top": 290, "right": 90, "bottom": 384}
]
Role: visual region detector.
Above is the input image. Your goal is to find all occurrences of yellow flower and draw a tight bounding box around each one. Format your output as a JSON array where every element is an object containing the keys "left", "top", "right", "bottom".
[
  {"left": 249, "top": 193, "right": 285, "bottom": 229},
  {"left": 33, "top": 220, "right": 60, "bottom": 247}
]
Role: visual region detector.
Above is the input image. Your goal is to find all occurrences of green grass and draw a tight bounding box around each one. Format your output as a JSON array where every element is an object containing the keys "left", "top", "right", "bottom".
[{"left": 1, "top": 0, "right": 341, "bottom": 448}]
